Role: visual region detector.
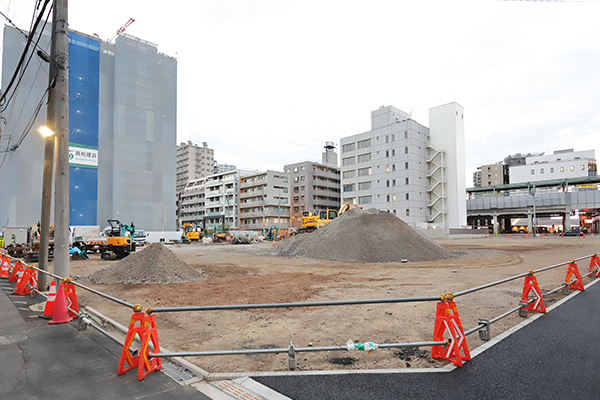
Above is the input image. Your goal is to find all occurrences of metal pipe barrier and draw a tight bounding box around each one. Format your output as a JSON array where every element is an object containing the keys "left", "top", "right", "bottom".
[{"left": 3, "top": 250, "right": 598, "bottom": 372}]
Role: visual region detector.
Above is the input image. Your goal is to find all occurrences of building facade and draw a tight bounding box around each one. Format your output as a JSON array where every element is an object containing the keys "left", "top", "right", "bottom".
[
  {"left": 0, "top": 26, "right": 177, "bottom": 231},
  {"left": 474, "top": 163, "right": 504, "bottom": 187},
  {"left": 239, "top": 170, "right": 291, "bottom": 233},
  {"left": 176, "top": 141, "right": 215, "bottom": 193},
  {"left": 339, "top": 104, "right": 466, "bottom": 229},
  {"left": 284, "top": 143, "right": 341, "bottom": 229},
  {"left": 509, "top": 149, "right": 597, "bottom": 184}
]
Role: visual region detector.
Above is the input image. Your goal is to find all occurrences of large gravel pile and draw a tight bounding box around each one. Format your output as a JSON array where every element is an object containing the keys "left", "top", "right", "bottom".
[
  {"left": 268, "top": 208, "right": 454, "bottom": 263},
  {"left": 89, "top": 243, "right": 204, "bottom": 285}
]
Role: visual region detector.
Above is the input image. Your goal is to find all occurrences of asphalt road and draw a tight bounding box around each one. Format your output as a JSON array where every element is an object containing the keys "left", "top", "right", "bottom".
[{"left": 255, "top": 280, "right": 600, "bottom": 399}]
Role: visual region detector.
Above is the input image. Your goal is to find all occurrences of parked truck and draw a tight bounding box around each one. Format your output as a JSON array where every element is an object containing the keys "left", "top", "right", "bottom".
[{"left": 70, "top": 226, "right": 106, "bottom": 253}]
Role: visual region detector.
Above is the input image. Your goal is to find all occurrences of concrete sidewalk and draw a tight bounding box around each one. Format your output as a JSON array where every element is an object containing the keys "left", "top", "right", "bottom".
[{"left": 0, "top": 279, "right": 209, "bottom": 400}]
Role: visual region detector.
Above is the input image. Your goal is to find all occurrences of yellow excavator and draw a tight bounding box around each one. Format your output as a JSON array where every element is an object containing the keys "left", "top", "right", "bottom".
[
  {"left": 100, "top": 220, "right": 135, "bottom": 260},
  {"left": 182, "top": 223, "right": 201, "bottom": 242},
  {"left": 299, "top": 203, "right": 361, "bottom": 233}
]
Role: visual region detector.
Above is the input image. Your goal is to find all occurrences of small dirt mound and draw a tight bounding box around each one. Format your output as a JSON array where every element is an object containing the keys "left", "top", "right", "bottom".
[
  {"left": 89, "top": 243, "right": 204, "bottom": 285},
  {"left": 268, "top": 208, "right": 454, "bottom": 263}
]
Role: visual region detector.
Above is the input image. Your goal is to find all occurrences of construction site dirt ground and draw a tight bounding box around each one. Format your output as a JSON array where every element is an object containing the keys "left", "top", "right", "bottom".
[{"left": 58, "top": 236, "right": 599, "bottom": 373}]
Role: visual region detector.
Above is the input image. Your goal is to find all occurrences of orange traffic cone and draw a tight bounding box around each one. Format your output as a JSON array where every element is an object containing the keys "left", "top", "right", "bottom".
[
  {"left": 48, "top": 283, "right": 73, "bottom": 325},
  {"left": 0, "top": 254, "right": 9, "bottom": 278},
  {"left": 62, "top": 278, "right": 79, "bottom": 319},
  {"left": 520, "top": 272, "right": 546, "bottom": 314},
  {"left": 565, "top": 260, "right": 584, "bottom": 291},
  {"left": 41, "top": 280, "right": 57, "bottom": 319}
]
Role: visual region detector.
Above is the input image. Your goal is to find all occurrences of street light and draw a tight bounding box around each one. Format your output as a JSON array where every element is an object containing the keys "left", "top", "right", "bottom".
[{"left": 39, "top": 126, "right": 54, "bottom": 137}]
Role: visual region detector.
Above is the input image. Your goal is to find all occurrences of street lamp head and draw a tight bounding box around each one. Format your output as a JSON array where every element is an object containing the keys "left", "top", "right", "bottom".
[{"left": 39, "top": 126, "right": 54, "bottom": 137}]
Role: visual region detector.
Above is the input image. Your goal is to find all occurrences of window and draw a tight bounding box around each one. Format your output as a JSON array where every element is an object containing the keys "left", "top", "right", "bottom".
[
  {"left": 406, "top": 193, "right": 409, "bottom": 200},
  {"left": 386, "top": 165, "right": 390, "bottom": 173},
  {"left": 570, "top": 166, "right": 574, "bottom": 171},
  {"left": 386, "top": 150, "right": 389, "bottom": 158},
  {"left": 386, "top": 195, "right": 390, "bottom": 202},
  {"left": 406, "top": 209, "right": 410, "bottom": 216},
  {"left": 358, "top": 181, "right": 371, "bottom": 190},
  {"left": 293, "top": 196, "right": 299, "bottom": 201},
  {"left": 393, "top": 210, "right": 396, "bottom": 215},
  {"left": 405, "top": 162, "right": 409, "bottom": 169},
  {"left": 393, "top": 179, "right": 396, "bottom": 186},
  {"left": 293, "top": 167, "right": 298, "bottom": 173},
  {"left": 581, "top": 165, "right": 585, "bottom": 170},
  {"left": 300, "top": 195, "right": 305, "bottom": 200},
  {"left": 342, "top": 157, "right": 355, "bottom": 166},
  {"left": 392, "top": 164, "right": 396, "bottom": 171},
  {"left": 385, "top": 135, "right": 389, "bottom": 143},
  {"left": 358, "top": 167, "right": 372, "bottom": 177},
  {"left": 531, "top": 169, "right": 535, "bottom": 175},
  {"left": 404, "top": 131, "right": 408, "bottom": 139},
  {"left": 550, "top": 167, "right": 554, "bottom": 173},
  {"left": 405, "top": 146, "right": 408, "bottom": 154},
  {"left": 358, "top": 195, "right": 372, "bottom": 204},
  {"left": 293, "top": 206, "right": 299, "bottom": 211},
  {"left": 392, "top": 149, "right": 395, "bottom": 156},
  {"left": 343, "top": 184, "right": 355, "bottom": 192},
  {"left": 300, "top": 175, "right": 305, "bottom": 181},
  {"left": 342, "top": 143, "right": 356, "bottom": 152},
  {"left": 541, "top": 168, "right": 544, "bottom": 174},
  {"left": 343, "top": 170, "right": 356, "bottom": 179},
  {"left": 386, "top": 180, "right": 390, "bottom": 187},
  {"left": 392, "top": 134, "right": 395, "bottom": 141},
  {"left": 358, "top": 139, "right": 371, "bottom": 149},
  {"left": 300, "top": 185, "right": 305, "bottom": 191},
  {"left": 560, "top": 167, "right": 565, "bottom": 172},
  {"left": 393, "top": 194, "right": 396, "bottom": 201},
  {"left": 285, "top": 169, "right": 290, "bottom": 174},
  {"left": 300, "top": 166, "right": 305, "bottom": 171},
  {"left": 293, "top": 176, "right": 299, "bottom": 182},
  {"left": 405, "top": 177, "right": 409, "bottom": 185},
  {"left": 358, "top": 153, "right": 371, "bottom": 163}
]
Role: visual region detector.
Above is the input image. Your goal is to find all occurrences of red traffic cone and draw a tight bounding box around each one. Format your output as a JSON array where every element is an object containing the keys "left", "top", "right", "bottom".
[
  {"left": 42, "top": 280, "right": 57, "bottom": 319},
  {"left": 48, "top": 283, "right": 73, "bottom": 325}
]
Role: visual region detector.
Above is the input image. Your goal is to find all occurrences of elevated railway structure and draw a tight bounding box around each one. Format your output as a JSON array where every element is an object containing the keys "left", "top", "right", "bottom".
[{"left": 467, "top": 176, "right": 600, "bottom": 234}]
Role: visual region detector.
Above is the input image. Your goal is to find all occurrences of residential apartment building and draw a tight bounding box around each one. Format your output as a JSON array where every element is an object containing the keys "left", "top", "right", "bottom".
[
  {"left": 239, "top": 171, "right": 291, "bottom": 233},
  {"left": 0, "top": 26, "right": 176, "bottom": 230},
  {"left": 509, "top": 149, "right": 597, "bottom": 184},
  {"left": 339, "top": 104, "right": 466, "bottom": 229},
  {"left": 284, "top": 143, "right": 341, "bottom": 229},
  {"left": 176, "top": 141, "right": 215, "bottom": 193},
  {"left": 178, "top": 169, "right": 254, "bottom": 230},
  {"left": 215, "top": 163, "right": 237, "bottom": 174},
  {"left": 474, "top": 163, "right": 505, "bottom": 187}
]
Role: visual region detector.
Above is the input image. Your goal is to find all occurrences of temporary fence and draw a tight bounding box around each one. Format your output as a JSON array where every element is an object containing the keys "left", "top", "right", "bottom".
[{"left": 1, "top": 249, "right": 599, "bottom": 381}]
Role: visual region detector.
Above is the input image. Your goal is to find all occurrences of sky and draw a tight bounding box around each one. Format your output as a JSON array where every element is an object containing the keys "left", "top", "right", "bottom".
[{"left": 1, "top": 0, "right": 599, "bottom": 186}]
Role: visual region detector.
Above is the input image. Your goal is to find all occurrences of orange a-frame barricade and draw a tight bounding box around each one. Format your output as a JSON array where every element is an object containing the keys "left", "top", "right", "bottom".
[
  {"left": 520, "top": 271, "right": 546, "bottom": 314},
  {"left": 8, "top": 260, "right": 23, "bottom": 283},
  {"left": 0, "top": 254, "right": 10, "bottom": 278},
  {"left": 14, "top": 265, "right": 37, "bottom": 296},
  {"left": 431, "top": 294, "right": 471, "bottom": 367},
  {"left": 62, "top": 278, "right": 79, "bottom": 319},
  {"left": 117, "top": 306, "right": 162, "bottom": 381},
  {"left": 565, "top": 260, "right": 585, "bottom": 291},
  {"left": 589, "top": 254, "right": 600, "bottom": 277}
]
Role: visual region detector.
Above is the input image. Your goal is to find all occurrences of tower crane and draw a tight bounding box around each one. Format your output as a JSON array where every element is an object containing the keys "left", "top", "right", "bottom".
[{"left": 110, "top": 18, "right": 135, "bottom": 42}]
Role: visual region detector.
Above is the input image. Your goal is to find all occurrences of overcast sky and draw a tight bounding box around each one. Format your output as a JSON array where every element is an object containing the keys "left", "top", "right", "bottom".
[{"left": 2, "top": 0, "right": 599, "bottom": 186}]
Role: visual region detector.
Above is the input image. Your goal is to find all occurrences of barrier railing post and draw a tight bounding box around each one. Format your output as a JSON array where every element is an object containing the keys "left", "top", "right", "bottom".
[
  {"left": 288, "top": 342, "right": 296, "bottom": 370},
  {"left": 519, "top": 271, "right": 546, "bottom": 316},
  {"left": 589, "top": 253, "right": 599, "bottom": 277},
  {"left": 118, "top": 305, "right": 162, "bottom": 381},
  {"left": 478, "top": 319, "right": 490, "bottom": 341},
  {"left": 431, "top": 294, "right": 470, "bottom": 367},
  {"left": 564, "top": 260, "right": 584, "bottom": 293}
]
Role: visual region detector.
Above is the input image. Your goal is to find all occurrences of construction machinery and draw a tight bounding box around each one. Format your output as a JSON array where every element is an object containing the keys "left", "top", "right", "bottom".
[
  {"left": 100, "top": 220, "right": 135, "bottom": 260},
  {"left": 213, "top": 226, "right": 228, "bottom": 243},
  {"left": 264, "top": 226, "right": 278, "bottom": 240},
  {"left": 182, "top": 223, "right": 200, "bottom": 242},
  {"left": 299, "top": 203, "right": 362, "bottom": 233}
]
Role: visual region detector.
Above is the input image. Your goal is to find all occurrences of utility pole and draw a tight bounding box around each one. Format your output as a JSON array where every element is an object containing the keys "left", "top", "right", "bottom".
[
  {"left": 52, "top": 0, "right": 70, "bottom": 279},
  {"left": 38, "top": 6, "right": 58, "bottom": 290}
]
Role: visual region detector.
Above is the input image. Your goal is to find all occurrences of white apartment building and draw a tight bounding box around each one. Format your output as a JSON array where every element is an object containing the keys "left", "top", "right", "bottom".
[
  {"left": 509, "top": 149, "right": 597, "bottom": 184},
  {"left": 178, "top": 169, "right": 255, "bottom": 230},
  {"left": 239, "top": 171, "right": 291, "bottom": 233},
  {"left": 176, "top": 141, "right": 215, "bottom": 193},
  {"left": 340, "top": 104, "right": 466, "bottom": 229}
]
